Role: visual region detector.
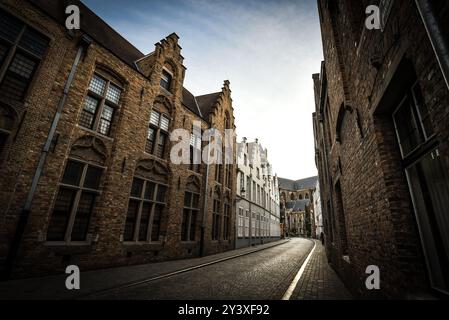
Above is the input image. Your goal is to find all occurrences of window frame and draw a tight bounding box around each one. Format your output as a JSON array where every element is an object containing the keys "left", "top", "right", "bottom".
[
  {"left": 189, "top": 131, "right": 201, "bottom": 173},
  {"left": 392, "top": 81, "right": 436, "bottom": 164},
  {"left": 160, "top": 68, "right": 173, "bottom": 92},
  {"left": 123, "top": 177, "right": 168, "bottom": 243},
  {"left": 46, "top": 158, "right": 104, "bottom": 244},
  {"left": 79, "top": 72, "right": 123, "bottom": 137},
  {"left": 223, "top": 197, "right": 231, "bottom": 240},
  {"left": 181, "top": 189, "right": 200, "bottom": 242},
  {"left": 145, "top": 109, "right": 171, "bottom": 158},
  {"left": 212, "top": 193, "right": 221, "bottom": 241},
  {"left": 0, "top": 9, "right": 49, "bottom": 103}
]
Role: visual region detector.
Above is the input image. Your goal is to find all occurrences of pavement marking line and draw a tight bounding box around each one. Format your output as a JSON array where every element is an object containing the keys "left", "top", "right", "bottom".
[
  {"left": 281, "top": 239, "right": 317, "bottom": 300},
  {"left": 75, "top": 239, "right": 291, "bottom": 299}
]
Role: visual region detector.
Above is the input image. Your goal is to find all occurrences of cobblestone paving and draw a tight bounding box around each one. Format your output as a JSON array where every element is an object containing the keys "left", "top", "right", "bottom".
[
  {"left": 0, "top": 239, "right": 289, "bottom": 300},
  {"left": 291, "top": 240, "right": 352, "bottom": 300},
  {"left": 88, "top": 238, "right": 313, "bottom": 300}
]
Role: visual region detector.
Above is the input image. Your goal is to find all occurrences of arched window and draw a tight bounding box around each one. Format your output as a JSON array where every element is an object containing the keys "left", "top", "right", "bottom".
[
  {"left": 305, "top": 193, "right": 309, "bottom": 199},
  {"left": 47, "top": 159, "right": 104, "bottom": 242},
  {"left": 181, "top": 177, "right": 200, "bottom": 241},
  {"left": 281, "top": 192, "right": 286, "bottom": 201},
  {"left": 298, "top": 194, "right": 303, "bottom": 200},
  {"left": 290, "top": 193, "right": 295, "bottom": 201},
  {"left": 123, "top": 159, "right": 169, "bottom": 243},
  {"left": 47, "top": 136, "right": 107, "bottom": 242}
]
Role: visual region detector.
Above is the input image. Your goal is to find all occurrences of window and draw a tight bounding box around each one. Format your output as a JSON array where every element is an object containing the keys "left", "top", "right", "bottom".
[
  {"left": 244, "top": 154, "right": 247, "bottom": 166},
  {"left": 239, "top": 173, "right": 244, "bottom": 194},
  {"left": 160, "top": 69, "right": 172, "bottom": 92},
  {"left": 181, "top": 187, "right": 200, "bottom": 241},
  {"left": 223, "top": 197, "right": 231, "bottom": 240},
  {"left": 123, "top": 177, "right": 167, "bottom": 242},
  {"left": 256, "top": 168, "right": 260, "bottom": 179},
  {"left": 80, "top": 73, "right": 122, "bottom": 136},
  {"left": 47, "top": 160, "right": 103, "bottom": 242},
  {"left": 252, "top": 181, "right": 256, "bottom": 202},
  {"left": 146, "top": 110, "right": 170, "bottom": 158},
  {"left": 245, "top": 210, "right": 250, "bottom": 237},
  {"left": 215, "top": 163, "right": 223, "bottom": 183},
  {"left": 189, "top": 132, "right": 201, "bottom": 173},
  {"left": 237, "top": 208, "right": 244, "bottom": 238},
  {"left": 251, "top": 211, "right": 256, "bottom": 237},
  {"left": 225, "top": 164, "right": 232, "bottom": 188},
  {"left": 212, "top": 192, "right": 221, "bottom": 240},
  {"left": 392, "top": 81, "right": 449, "bottom": 293},
  {"left": 225, "top": 113, "right": 231, "bottom": 129},
  {"left": 246, "top": 176, "right": 251, "bottom": 200},
  {"left": 0, "top": 9, "right": 49, "bottom": 102}
]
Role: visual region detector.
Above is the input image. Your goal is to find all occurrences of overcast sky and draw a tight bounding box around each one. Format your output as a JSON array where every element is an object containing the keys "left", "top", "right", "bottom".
[{"left": 83, "top": 0, "right": 323, "bottom": 180}]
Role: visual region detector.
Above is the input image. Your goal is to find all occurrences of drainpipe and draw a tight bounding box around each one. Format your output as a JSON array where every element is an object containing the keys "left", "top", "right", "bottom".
[
  {"left": 3, "top": 35, "right": 92, "bottom": 278},
  {"left": 415, "top": 0, "right": 449, "bottom": 90}
]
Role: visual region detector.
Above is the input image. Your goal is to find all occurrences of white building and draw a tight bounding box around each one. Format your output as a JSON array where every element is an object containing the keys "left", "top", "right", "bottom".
[
  {"left": 313, "top": 179, "right": 323, "bottom": 239},
  {"left": 235, "top": 138, "right": 281, "bottom": 248}
]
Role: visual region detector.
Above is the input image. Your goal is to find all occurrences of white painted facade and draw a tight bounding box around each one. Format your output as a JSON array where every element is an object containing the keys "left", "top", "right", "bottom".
[
  {"left": 313, "top": 179, "right": 323, "bottom": 238},
  {"left": 235, "top": 138, "right": 281, "bottom": 248}
]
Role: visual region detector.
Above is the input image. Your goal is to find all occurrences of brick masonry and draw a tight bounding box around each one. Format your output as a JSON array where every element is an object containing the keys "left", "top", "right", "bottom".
[
  {"left": 313, "top": 0, "right": 449, "bottom": 298},
  {"left": 0, "top": 0, "right": 237, "bottom": 278}
]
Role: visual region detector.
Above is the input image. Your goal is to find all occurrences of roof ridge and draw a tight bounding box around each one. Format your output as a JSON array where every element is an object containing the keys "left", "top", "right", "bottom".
[{"left": 195, "top": 91, "right": 222, "bottom": 98}]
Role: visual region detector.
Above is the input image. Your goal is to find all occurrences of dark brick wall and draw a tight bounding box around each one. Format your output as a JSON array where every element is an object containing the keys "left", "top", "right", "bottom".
[
  {"left": 0, "top": 0, "right": 237, "bottom": 278},
  {"left": 314, "top": 0, "right": 449, "bottom": 298}
]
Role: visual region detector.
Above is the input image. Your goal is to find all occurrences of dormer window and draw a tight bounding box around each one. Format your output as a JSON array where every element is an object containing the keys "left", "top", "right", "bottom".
[{"left": 160, "top": 69, "right": 172, "bottom": 92}]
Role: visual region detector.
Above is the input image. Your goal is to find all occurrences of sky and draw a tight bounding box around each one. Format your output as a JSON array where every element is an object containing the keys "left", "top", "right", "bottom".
[{"left": 83, "top": 0, "right": 324, "bottom": 180}]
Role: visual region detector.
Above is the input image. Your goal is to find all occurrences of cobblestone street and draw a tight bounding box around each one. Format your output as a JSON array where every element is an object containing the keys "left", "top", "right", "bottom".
[{"left": 0, "top": 238, "right": 352, "bottom": 300}]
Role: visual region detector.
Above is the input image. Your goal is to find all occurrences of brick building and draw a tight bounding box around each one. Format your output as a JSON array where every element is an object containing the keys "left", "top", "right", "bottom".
[
  {"left": 0, "top": 0, "right": 237, "bottom": 278},
  {"left": 313, "top": 0, "right": 449, "bottom": 298}
]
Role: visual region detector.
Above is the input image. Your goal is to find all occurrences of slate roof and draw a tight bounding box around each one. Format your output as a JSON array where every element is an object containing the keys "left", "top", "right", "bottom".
[
  {"left": 182, "top": 87, "right": 202, "bottom": 118},
  {"left": 196, "top": 92, "right": 221, "bottom": 118},
  {"left": 278, "top": 176, "right": 318, "bottom": 191},
  {"left": 285, "top": 199, "right": 310, "bottom": 211},
  {"left": 29, "top": 0, "right": 144, "bottom": 68},
  {"left": 29, "top": 0, "right": 222, "bottom": 121}
]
